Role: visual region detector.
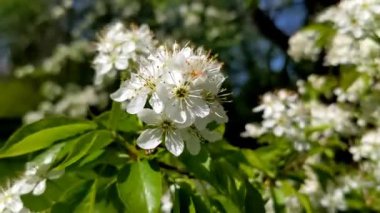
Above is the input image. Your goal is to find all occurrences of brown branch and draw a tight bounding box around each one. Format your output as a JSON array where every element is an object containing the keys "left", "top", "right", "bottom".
[
  {"left": 252, "top": 8, "right": 289, "bottom": 51},
  {"left": 158, "top": 162, "right": 195, "bottom": 178}
]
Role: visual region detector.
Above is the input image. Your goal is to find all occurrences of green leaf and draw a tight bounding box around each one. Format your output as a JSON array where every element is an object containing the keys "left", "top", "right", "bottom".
[
  {"left": 179, "top": 148, "right": 212, "bottom": 182},
  {"left": 74, "top": 180, "right": 97, "bottom": 213},
  {"left": 296, "top": 193, "right": 313, "bottom": 213},
  {"left": 191, "top": 194, "right": 210, "bottom": 213},
  {"left": 51, "top": 180, "right": 93, "bottom": 213},
  {"left": 117, "top": 160, "right": 162, "bottom": 213},
  {"left": 173, "top": 183, "right": 192, "bottom": 213},
  {"left": 0, "top": 121, "right": 97, "bottom": 158},
  {"left": 211, "top": 195, "right": 240, "bottom": 213},
  {"left": 270, "top": 186, "right": 285, "bottom": 213},
  {"left": 2, "top": 117, "right": 87, "bottom": 150},
  {"left": 243, "top": 181, "right": 265, "bottom": 213},
  {"left": 54, "top": 130, "right": 113, "bottom": 170},
  {"left": 242, "top": 149, "right": 276, "bottom": 178},
  {"left": 105, "top": 102, "right": 142, "bottom": 132}
]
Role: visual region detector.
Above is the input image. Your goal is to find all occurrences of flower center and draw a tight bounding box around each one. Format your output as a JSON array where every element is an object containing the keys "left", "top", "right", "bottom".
[
  {"left": 161, "top": 120, "right": 175, "bottom": 131},
  {"left": 174, "top": 86, "right": 189, "bottom": 99},
  {"left": 190, "top": 69, "right": 203, "bottom": 79},
  {"left": 145, "top": 78, "right": 156, "bottom": 90}
]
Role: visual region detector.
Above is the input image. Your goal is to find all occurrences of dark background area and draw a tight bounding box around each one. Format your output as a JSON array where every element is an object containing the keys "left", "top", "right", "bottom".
[{"left": 0, "top": 0, "right": 339, "bottom": 147}]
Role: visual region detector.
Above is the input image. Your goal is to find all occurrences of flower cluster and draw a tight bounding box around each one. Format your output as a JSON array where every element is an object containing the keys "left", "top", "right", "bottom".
[
  {"left": 93, "top": 22, "right": 156, "bottom": 85},
  {"left": 0, "top": 148, "right": 63, "bottom": 213},
  {"left": 317, "top": 0, "right": 380, "bottom": 39},
  {"left": 246, "top": 0, "right": 380, "bottom": 212},
  {"left": 111, "top": 43, "right": 228, "bottom": 156},
  {"left": 23, "top": 84, "right": 107, "bottom": 124},
  {"left": 242, "top": 89, "right": 355, "bottom": 151},
  {"left": 289, "top": 0, "right": 380, "bottom": 74},
  {"left": 288, "top": 29, "right": 321, "bottom": 62}
]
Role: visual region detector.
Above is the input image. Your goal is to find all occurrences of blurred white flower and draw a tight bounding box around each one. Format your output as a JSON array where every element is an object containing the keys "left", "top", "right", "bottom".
[
  {"left": 24, "top": 85, "right": 107, "bottom": 124},
  {"left": 350, "top": 129, "right": 380, "bottom": 161},
  {"left": 93, "top": 23, "right": 156, "bottom": 85},
  {"left": 0, "top": 184, "right": 27, "bottom": 213},
  {"left": 288, "top": 30, "right": 321, "bottom": 62}
]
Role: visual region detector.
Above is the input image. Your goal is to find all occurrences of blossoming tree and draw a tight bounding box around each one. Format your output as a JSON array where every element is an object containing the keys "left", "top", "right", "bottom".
[
  {"left": 0, "top": 23, "right": 263, "bottom": 213},
  {"left": 243, "top": 0, "right": 380, "bottom": 212},
  {"left": 3, "top": 0, "right": 380, "bottom": 212}
]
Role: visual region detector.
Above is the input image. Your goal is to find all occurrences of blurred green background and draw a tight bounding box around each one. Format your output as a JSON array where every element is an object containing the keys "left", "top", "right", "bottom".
[{"left": 0, "top": 0, "right": 338, "bottom": 145}]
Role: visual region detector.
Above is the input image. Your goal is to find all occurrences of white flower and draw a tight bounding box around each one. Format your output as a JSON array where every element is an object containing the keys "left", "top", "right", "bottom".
[
  {"left": 320, "top": 188, "right": 347, "bottom": 212},
  {"left": 0, "top": 185, "right": 26, "bottom": 213},
  {"left": 150, "top": 45, "right": 224, "bottom": 126},
  {"left": 241, "top": 123, "right": 265, "bottom": 138},
  {"left": 325, "top": 33, "right": 360, "bottom": 66},
  {"left": 137, "top": 109, "right": 189, "bottom": 156},
  {"left": 157, "top": 78, "right": 210, "bottom": 127},
  {"left": 194, "top": 73, "right": 228, "bottom": 130},
  {"left": 350, "top": 129, "right": 380, "bottom": 161},
  {"left": 9, "top": 146, "right": 65, "bottom": 200},
  {"left": 317, "top": 0, "right": 380, "bottom": 38},
  {"left": 288, "top": 29, "right": 321, "bottom": 62},
  {"left": 109, "top": 41, "right": 228, "bottom": 155},
  {"left": 93, "top": 23, "right": 156, "bottom": 85},
  {"left": 309, "top": 103, "right": 355, "bottom": 135},
  {"left": 161, "top": 186, "right": 175, "bottom": 213},
  {"left": 111, "top": 63, "right": 163, "bottom": 114},
  {"left": 23, "top": 85, "right": 107, "bottom": 123}
]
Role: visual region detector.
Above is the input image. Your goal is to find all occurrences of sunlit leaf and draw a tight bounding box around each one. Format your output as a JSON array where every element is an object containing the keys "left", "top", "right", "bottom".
[
  {"left": 0, "top": 121, "right": 97, "bottom": 158},
  {"left": 117, "top": 160, "right": 162, "bottom": 213}
]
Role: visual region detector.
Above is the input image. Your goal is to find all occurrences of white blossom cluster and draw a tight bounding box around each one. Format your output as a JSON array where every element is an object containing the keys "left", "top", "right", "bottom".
[
  {"left": 288, "top": 0, "right": 380, "bottom": 73},
  {"left": 24, "top": 84, "right": 107, "bottom": 124},
  {"left": 288, "top": 29, "right": 321, "bottom": 62},
  {"left": 317, "top": 0, "right": 380, "bottom": 38},
  {"left": 93, "top": 22, "right": 156, "bottom": 85},
  {"left": 350, "top": 129, "right": 380, "bottom": 161},
  {"left": 251, "top": 0, "right": 380, "bottom": 211},
  {"left": 241, "top": 89, "right": 355, "bottom": 151},
  {"left": 110, "top": 43, "right": 228, "bottom": 156},
  {"left": 15, "top": 41, "right": 90, "bottom": 78},
  {"left": 0, "top": 148, "right": 63, "bottom": 213}
]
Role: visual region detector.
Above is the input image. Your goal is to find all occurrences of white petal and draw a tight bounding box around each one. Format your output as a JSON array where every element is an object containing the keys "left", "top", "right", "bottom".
[
  {"left": 33, "top": 179, "right": 47, "bottom": 196},
  {"left": 191, "top": 97, "right": 210, "bottom": 118},
  {"left": 185, "top": 139, "right": 201, "bottom": 155},
  {"left": 12, "top": 179, "right": 37, "bottom": 195},
  {"left": 110, "top": 86, "right": 134, "bottom": 102},
  {"left": 176, "top": 110, "right": 194, "bottom": 128},
  {"left": 115, "top": 56, "right": 129, "bottom": 70},
  {"left": 181, "top": 130, "right": 201, "bottom": 155},
  {"left": 212, "top": 103, "right": 228, "bottom": 123},
  {"left": 149, "top": 92, "right": 164, "bottom": 113},
  {"left": 123, "top": 42, "right": 136, "bottom": 53},
  {"left": 164, "top": 71, "right": 184, "bottom": 85},
  {"left": 126, "top": 92, "right": 148, "bottom": 114},
  {"left": 47, "top": 169, "right": 65, "bottom": 180},
  {"left": 200, "top": 129, "right": 222, "bottom": 142},
  {"left": 25, "top": 162, "right": 38, "bottom": 176},
  {"left": 9, "top": 196, "right": 23, "bottom": 212},
  {"left": 165, "top": 100, "right": 186, "bottom": 123},
  {"left": 194, "top": 116, "right": 211, "bottom": 130},
  {"left": 137, "top": 129, "right": 163, "bottom": 149},
  {"left": 0, "top": 203, "right": 5, "bottom": 212},
  {"left": 156, "top": 84, "right": 170, "bottom": 102},
  {"left": 137, "top": 109, "right": 162, "bottom": 125},
  {"left": 165, "top": 131, "right": 184, "bottom": 156},
  {"left": 94, "top": 55, "right": 112, "bottom": 74}
]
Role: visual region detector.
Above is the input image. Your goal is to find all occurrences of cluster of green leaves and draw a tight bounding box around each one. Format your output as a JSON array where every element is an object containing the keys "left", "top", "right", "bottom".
[{"left": 0, "top": 101, "right": 267, "bottom": 212}]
